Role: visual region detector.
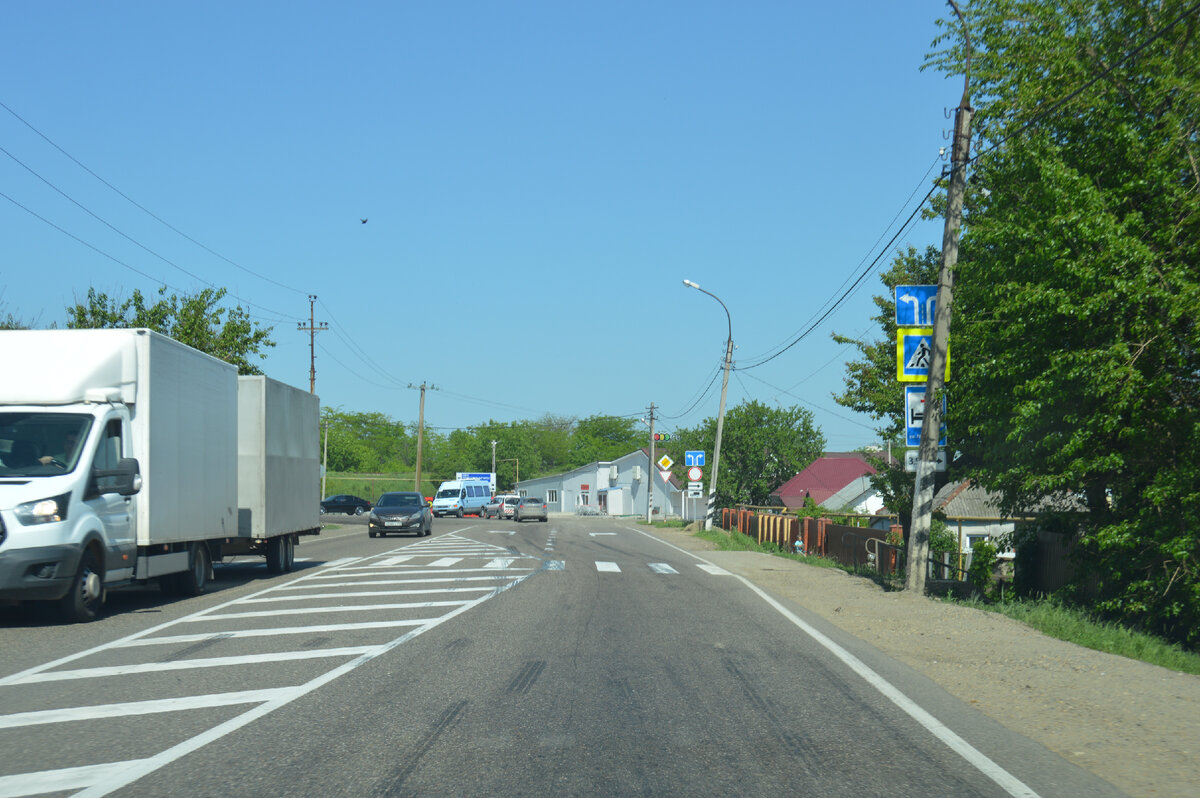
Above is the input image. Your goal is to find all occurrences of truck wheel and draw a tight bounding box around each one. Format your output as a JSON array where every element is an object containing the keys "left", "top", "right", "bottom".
[
  {"left": 266, "top": 535, "right": 295, "bottom": 574},
  {"left": 175, "top": 542, "right": 211, "bottom": 596},
  {"left": 58, "top": 547, "right": 104, "bottom": 623},
  {"left": 456, "top": 508, "right": 464, "bottom": 518}
]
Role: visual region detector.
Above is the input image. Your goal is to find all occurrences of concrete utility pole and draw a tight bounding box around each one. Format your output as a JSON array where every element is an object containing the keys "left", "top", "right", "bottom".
[
  {"left": 321, "top": 420, "right": 329, "bottom": 501},
  {"left": 297, "top": 294, "right": 328, "bottom": 394},
  {"left": 491, "top": 440, "right": 498, "bottom": 477},
  {"left": 908, "top": 1, "right": 972, "bottom": 594},
  {"left": 646, "top": 403, "right": 656, "bottom": 523}
]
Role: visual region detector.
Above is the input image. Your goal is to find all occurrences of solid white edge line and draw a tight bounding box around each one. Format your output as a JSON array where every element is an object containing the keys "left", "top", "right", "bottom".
[{"left": 623, "top": 525, "right": 1039, "bottom": 798}]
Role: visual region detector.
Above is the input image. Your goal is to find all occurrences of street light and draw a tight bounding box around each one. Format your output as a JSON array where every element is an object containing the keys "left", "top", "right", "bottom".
[{"left": 683, "top": 279, "right": 733, "bottom": 531}]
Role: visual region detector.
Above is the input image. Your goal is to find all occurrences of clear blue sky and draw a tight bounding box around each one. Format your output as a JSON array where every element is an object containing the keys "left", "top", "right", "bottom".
[{"left": 2, "top": 1, "right": 959, "bottom": 452}]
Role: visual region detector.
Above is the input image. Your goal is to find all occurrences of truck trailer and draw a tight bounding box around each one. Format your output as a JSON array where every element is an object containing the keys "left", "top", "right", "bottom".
[{"left": 0, "top": 329, "right": 320, "bottom": 621}]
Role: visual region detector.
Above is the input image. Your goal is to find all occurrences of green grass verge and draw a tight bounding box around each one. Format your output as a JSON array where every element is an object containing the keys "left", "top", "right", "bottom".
[
  {"left": 639, "top": 521, "right": 1200, "bottom": 672},
  {"left": 946, "top": 597, "right": 1200, "bottom": 675}
]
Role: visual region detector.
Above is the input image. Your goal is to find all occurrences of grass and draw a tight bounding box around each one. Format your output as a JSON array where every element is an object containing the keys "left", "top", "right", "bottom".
[
  {"left": 640, "top": 520, "right": 1200, "bottom": 673},
  {"left": 948, "top": 597, "right": 1200, "bottom": 675}
]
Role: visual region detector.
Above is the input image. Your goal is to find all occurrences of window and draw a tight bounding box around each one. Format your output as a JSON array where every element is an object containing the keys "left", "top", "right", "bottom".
[
  {"left": 91, "top": 419, "right": 125, "bottom": 495},
  {"left": 547, "top": 490, "right": 558, "bottom": 503}
]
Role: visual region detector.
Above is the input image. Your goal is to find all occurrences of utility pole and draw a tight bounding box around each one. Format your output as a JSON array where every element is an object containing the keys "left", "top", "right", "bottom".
[
  {"left": 297, "top": 294, "right": 327, "bottom": 394},
  {"left": 646, "top": 403, "right": 656, "bottom": 523},
  {"left": 908, "top": 0, "right": 972, "bottom": 594},
  {"left": 408, "top": 383, "right": 437, "bottom": 494},
  {"left": 491, "top": 440, "right": 498, "bottom": 478}
]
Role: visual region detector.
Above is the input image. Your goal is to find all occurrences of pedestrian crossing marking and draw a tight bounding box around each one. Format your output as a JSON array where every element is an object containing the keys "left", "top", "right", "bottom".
[
  {"left": 697, "top": 564, "right": 732, "bottom": 576},
  {"left": 648, "top": 563, "right": 678, "bottom": 574},
  {"left": 596, "top": 561, "right": 621, "bottom": 573}
]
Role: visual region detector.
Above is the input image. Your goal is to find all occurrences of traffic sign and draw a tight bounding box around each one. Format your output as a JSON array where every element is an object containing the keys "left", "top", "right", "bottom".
[
  {"left": 896, "top": 327, "right": 951, "bottom": 382},
  {"left": 904, "top": 386, "right": 946, "bottom": 447},
  {"left": 687, "top": 466, "right": 703, "bottom": 482},
  {"left": 684, "top": 450, "right": 705, "bottom": 467},
  {"left": 904, "top": 448, "right": 947, "bottom": 472},
  {"left": 657, "top": 454, "right": 674, "bottom": 470},
  {"left": 688, "top": 481, "right": 703, "bottom": 490},
  {"left": 895, "top": 285, "right": 938, "bottom": 326}
]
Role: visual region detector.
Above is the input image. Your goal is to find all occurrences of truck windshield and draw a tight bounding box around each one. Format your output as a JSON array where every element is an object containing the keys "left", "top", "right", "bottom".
[
  {"left": 0, "top": 413, "right": 94, "bottom": 477},
  {"left": 435, "top": 489, "right": 460, "bottom": 499}
]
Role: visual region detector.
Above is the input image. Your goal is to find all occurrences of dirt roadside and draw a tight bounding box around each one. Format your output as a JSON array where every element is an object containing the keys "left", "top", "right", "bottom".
[{"left": 650, "top": 525, "right": 1199, "bottom": 798}]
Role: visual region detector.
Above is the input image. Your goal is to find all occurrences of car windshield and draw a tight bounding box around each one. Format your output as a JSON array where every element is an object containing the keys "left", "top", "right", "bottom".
[
  {"left": 0, "top": 412, "right": 93, "bottom": 477},
  {"left": 435, "top": 488, "right": 460, "bottom": 499},
  {"left": 521, "top": 498, "right": 542, "bottom": 504},
  {"left": 504, "top": 497, "right": 520, "bottom": 505},
  {"left": 376, "top": 492, "right": 423, "bottom": 508}
]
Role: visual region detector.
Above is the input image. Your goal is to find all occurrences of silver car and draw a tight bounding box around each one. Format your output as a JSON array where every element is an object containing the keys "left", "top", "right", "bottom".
[{"left": 513, "top": 496, "right": 548, "bottom": 523}]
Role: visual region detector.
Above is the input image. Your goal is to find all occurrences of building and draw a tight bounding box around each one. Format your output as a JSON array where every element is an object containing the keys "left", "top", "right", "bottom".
[
  {"left": 770, "top": 452, "right": 889, "bottom": 513},
  {"left": 516, "top": 448, "right": 681, "bottom": 517}
]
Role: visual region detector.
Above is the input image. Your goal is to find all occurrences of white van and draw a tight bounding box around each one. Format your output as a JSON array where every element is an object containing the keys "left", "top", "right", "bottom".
[{"left": 431, "top": 479, "right": 491, "bottom": 518}]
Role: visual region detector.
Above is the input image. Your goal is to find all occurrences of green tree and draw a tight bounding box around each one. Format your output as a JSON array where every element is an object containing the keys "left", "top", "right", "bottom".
[
  {"left": 66, "top": 286, "right": 274, "bottom": 375},
  {"left": 925, "top": 1, "right": 1200, "bottom": 645},
  {"left": 677, "top": 399, "right": 825, "bottom": 508},
  {"left": 570, "top": 414, "right": 644, "bottom": 464}
]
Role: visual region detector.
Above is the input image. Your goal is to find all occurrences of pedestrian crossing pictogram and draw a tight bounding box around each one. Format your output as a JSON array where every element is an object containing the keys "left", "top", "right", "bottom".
[{"left": 897, "top": 327, "right": 951, "bottom": 382}]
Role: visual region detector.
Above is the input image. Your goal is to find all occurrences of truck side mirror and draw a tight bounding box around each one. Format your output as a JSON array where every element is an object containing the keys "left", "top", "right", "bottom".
[{"left": 94, "top": 457, "right": 142, "bottom": 496}]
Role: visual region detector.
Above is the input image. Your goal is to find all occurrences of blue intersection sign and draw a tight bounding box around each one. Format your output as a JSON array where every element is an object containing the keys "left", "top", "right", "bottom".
[{"left": 684, "top": 450, "right": 705, "bottom": 467}]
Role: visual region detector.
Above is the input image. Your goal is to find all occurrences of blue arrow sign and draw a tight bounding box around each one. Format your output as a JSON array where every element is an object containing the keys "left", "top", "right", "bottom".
[
  {"left": 895, "top": 285, "right": 938, "bottom": 327},
  {"left": 684, "top": 450, "right": 705, "bottom": 467}
]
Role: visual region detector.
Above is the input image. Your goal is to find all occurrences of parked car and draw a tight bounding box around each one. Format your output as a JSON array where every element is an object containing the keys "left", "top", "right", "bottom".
[
  {"left": 368, "top": 491, "right": 432, "bottom": 537},
  {"left": 321, "top": 494, "right": 372, "bottom": 515},
  {"left": 513, "top": 496, "right": 548, "bottom": 523},
  {"left": 482, "top": 493, "right": 518, "bottom": 519}
]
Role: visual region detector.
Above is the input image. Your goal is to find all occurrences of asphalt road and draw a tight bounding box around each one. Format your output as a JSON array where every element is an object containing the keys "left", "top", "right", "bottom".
[{"left": 0, "top": 515, "right": 1126, "bottom": 797}]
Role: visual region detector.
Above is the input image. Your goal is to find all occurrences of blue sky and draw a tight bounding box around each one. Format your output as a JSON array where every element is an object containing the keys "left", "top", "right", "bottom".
[{"left": 2, "top": 1, "right": 958, "bottom": 452}]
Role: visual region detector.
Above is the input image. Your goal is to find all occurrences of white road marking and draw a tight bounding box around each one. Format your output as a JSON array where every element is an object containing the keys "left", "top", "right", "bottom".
[
  {"left": 623, "top": 524, "right": 1040, "bottom": 798},
  {"left": 0, "top": 760, "right": 149, "bottom": 797},
  {"left": 9, "top": 647, "right": 381, "bottom": 685},
  {"left": 488, "top": 531, "right": 516, "bottom": 535},
  {"left": 373, "top": 555, "right": 416, "bottom": 567},
  {"left": 482, "top": 558, "right": 516, "bottom": 569},
  {"left": 648, "top": 563, "right": 678, "bottom": 574},
  {"left": 589, "top": 532, "right": 617, "bottom": 536},
  {"left": 185, "top": 600, "right": 472, "bottom": 621},
  {"left": 595, "top": 561, "right": 620, "bottom": 573},
  {"left": 237, "top": 587, "right": 493, "bottom": 603},
  {"left": 697, "top": 564, "right": 731, "bottom": 576},
  {"left": 0, "top": 687, "right": 300, "bottom": 729},
  {"left": 112, "top": 620, "right": 426, "bottom": 648}
]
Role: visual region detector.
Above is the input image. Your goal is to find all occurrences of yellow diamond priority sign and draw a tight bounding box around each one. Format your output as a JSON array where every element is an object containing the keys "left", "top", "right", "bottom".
[{"left": 657, "top": 454, "right": 674, "bottom": 470}]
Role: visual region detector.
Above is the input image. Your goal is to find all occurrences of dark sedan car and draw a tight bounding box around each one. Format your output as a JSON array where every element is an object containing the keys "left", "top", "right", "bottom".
[
  {"left": 368, "top": 491, "right": 433, "bottom": 537},
  {"left": 320, "top": 494, "right": 373, "bottom": 515},
  {"left": 513, "top": 496, "right": 548, "bottom": 523}
]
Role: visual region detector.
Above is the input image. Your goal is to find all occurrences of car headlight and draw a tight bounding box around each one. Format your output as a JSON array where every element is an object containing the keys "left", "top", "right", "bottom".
[{"left": 15, "top": 492, "right": 71, "bottom": 525}]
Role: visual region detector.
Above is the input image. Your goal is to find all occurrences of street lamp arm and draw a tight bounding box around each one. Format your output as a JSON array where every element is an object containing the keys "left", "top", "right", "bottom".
[{"left": 683, "top": 279, "right": 732, "bottom": 342}]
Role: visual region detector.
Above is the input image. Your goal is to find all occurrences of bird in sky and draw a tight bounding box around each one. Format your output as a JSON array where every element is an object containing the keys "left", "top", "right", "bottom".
[{"left": 360, "top": 218, "right": 368, "bottom": 224}]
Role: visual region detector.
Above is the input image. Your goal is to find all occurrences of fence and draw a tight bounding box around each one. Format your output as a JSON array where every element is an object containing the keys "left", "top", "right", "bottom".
[{"left": 718, "top": 508, "right": 942, "bottom": 582}]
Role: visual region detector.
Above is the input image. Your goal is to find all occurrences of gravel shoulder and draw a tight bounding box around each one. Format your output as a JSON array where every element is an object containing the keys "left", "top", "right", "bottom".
[{"left": 648, "top": 525, "right": 1200, "bottom": 798}]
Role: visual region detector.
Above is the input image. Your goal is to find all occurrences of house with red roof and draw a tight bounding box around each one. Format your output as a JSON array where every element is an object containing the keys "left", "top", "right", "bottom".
[{"left": 770, "top": 452, "right": 890, "bottom": 513}]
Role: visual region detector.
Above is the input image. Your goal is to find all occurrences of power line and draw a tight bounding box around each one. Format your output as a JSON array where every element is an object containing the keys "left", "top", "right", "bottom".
[{"left": 0, "top": 99, "right": 308, "bottom": 296}]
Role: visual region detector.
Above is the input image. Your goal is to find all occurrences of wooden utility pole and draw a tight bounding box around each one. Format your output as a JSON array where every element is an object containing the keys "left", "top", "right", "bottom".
[
  {"left": 297, "top": 294, "right": 327, "bottom": 393},
  {"left": 409, "top": 382, "right": 437, "bottom": 494},
  {"left": 908, "top": 1, "right": 972, "bottom": 594}
]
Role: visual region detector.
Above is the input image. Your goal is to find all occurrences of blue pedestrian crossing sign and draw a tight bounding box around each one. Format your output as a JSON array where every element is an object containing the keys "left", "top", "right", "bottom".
[
  {"left": 895, "top": 285, "right": 938, "bottom": 327},
  {"left": 685, "top": 450, "right": 705, "bottom": 467},
  {"left": 896, "top": 328, "right": 951, "bottom": 382}
]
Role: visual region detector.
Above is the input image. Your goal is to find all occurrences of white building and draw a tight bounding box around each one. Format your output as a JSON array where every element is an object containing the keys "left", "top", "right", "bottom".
[{"left": 516, "top": 448, "right": 681, "bottom": 517}]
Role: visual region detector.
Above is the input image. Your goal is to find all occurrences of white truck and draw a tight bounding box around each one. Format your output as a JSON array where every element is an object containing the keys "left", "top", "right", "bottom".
[{"left": 0, "top": 329, "right": 320, "bottom": 622}]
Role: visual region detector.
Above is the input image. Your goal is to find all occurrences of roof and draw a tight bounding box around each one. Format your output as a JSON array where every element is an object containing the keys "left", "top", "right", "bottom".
[{"left": 771, "top": 453, "right": 881, "bottom": 508}]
